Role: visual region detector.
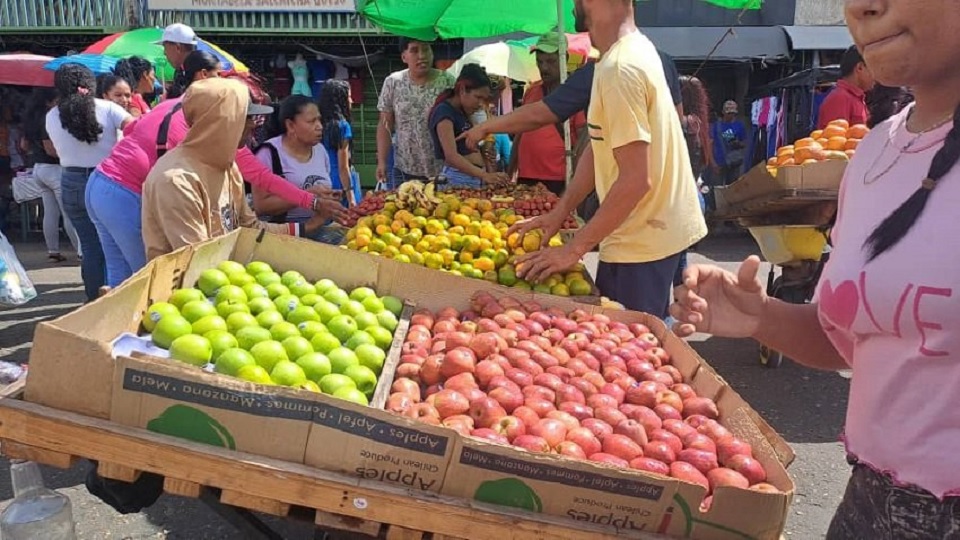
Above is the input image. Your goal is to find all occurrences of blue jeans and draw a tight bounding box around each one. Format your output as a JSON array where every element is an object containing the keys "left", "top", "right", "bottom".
[
  {"left": 86, "top": 170, "right": 145, "bottom": 287},
  {"left": 61, "top": 167, "right": 104, "bottom": 301},
  {"left": 441, "top": 166, "right": 482, "bottom": 189}
]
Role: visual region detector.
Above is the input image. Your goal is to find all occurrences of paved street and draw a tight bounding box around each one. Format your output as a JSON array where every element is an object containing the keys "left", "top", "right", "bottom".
[{"left": 0, "top": 230, "right": 849, "bottom": 539}]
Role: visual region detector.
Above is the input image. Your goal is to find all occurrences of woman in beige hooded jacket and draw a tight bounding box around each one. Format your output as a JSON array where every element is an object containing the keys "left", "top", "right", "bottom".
[{"left": 142, "top": 78, "right": 326, "bottom": 260}]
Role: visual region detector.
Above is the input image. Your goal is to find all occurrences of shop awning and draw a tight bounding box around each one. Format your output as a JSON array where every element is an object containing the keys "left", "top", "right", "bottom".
[
  {"left": 782, "top": 26, "right": 854, "bottom": 51},
  {"left": 641, "top": 26, "right": 790, "bottom": 61}
]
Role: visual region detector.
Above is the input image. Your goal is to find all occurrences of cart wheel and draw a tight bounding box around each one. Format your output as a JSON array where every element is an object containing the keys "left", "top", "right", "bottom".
[{"left": 759, "top": 344, "right": 784, "bottom": 369}]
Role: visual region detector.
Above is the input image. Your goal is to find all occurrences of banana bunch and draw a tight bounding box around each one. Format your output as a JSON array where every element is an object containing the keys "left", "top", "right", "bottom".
[{"left": 395, "top": 180, "right": 442, "bottom": 211}]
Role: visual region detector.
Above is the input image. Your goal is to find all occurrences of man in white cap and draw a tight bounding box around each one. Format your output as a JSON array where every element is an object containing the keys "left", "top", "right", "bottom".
[{"left": 155, "top": 23, "right": 198, "bottom": 76}]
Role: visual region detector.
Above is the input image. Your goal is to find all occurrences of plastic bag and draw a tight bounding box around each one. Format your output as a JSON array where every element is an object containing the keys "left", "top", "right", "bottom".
[
  {"left": 0, "top": 233, "right": 36, "bottom": 307},
  {"left": 12, "top": 170, "right": 43, "bottom": 204}
]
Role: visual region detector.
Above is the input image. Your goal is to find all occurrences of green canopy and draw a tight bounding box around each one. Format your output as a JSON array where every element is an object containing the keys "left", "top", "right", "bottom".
[{"left": 358, "top": 0, "right": 762, "bottom": 41}]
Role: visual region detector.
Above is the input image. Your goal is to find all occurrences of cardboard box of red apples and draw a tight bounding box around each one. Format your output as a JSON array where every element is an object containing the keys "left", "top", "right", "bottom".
[{"left": 382, "top": 291, "right": 795, "bottom": 540}]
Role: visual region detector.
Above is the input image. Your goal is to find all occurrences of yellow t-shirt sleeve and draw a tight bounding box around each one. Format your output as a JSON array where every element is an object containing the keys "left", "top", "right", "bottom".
[{"left": 600, "top": 66, "right": 653, "bottom": 149}]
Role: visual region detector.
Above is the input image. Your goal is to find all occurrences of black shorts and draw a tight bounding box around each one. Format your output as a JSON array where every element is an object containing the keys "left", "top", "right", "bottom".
[{"left": 595, "top": 252, "right": 684, "bottom": 319}]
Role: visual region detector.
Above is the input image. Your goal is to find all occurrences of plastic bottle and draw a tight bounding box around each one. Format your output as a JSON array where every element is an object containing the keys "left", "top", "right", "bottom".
[{"left": 0, "top": 460, "right": 77, "bottom": 540}]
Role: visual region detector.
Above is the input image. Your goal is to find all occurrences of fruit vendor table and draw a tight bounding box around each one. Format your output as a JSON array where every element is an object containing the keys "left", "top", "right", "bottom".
[{"left": 0, "top": 397, "right": 680, "bottom": 540}]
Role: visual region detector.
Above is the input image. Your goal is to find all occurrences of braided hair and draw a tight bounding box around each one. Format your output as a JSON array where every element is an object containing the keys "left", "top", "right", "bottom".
[
  {"left": 863, "top": 104, "right": 960, "bottom": 261},
  {"left": 112, "top": 56, "right": 153, "bottom": 93},
  {"left": 167, "top": 50, "right": 220, "bottom": 99},
  {"left": 53, "top": 63, "right": 101, "bottom": 144},
  {"left": 318, "top": 79, "right": 352, "bottom": 151}
]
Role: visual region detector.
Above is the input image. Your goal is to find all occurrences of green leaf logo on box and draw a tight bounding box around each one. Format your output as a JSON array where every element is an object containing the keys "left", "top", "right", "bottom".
[
  {"left": 473, "top": 478, "right": 543, "bottom": 513},
  {"left": 146, "top": 405, "right": 237, "bottom": 450}
]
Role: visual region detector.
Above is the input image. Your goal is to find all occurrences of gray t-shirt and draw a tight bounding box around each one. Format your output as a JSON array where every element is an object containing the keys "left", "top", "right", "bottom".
[
  {"left": 255, "top": 136, "right": 331, "bottom": 221},
  {"left": 377, "top": 69, "right": 455, "bottom": 178}
]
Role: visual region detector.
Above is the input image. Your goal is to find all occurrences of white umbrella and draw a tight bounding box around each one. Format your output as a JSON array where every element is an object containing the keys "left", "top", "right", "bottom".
[{"left": 447, "top": 42, "right": 541, "bottom": 82}]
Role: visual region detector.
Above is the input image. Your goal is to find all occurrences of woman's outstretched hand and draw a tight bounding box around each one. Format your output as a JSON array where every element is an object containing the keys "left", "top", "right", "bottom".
[{"left": 669, "top": 256, "right": 767, "bottom": 339}]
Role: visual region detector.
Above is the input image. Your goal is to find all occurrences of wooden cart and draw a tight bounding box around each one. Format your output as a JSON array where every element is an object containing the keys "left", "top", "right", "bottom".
[{"left": 0, "top": 393, "right": 672, "bottom": 540}]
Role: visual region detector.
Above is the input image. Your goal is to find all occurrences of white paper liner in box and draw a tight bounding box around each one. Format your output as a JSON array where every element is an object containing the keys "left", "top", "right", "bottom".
[{"left": 109, "top": 333, "right": 215, "bottom": 372}]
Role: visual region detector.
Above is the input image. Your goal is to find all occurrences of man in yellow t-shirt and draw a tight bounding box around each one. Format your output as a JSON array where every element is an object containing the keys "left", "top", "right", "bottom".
[{"left": 512, "top": 0, "right": 706, "bottom": 318}]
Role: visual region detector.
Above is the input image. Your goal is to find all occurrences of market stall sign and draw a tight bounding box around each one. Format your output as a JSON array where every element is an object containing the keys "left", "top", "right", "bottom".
[{"left": 146, "top": 0, "right": 356, "bottom": 12}]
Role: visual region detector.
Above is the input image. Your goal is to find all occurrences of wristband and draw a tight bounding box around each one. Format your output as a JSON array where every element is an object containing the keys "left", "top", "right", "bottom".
[{"left": 311, "top": 196, "right": 320, "bottom": 212}]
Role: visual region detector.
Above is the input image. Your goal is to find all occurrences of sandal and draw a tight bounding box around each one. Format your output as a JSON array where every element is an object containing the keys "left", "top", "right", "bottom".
[{"left": 48, "top": 253, "right": 67, "bottom": 263}]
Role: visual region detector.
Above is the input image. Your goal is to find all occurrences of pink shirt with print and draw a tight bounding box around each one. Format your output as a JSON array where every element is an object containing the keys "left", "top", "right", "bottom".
[
  {"left": 97, "top": 98, "right": 313, "bottom": 209},
  {"left": 817, "top": 106, "right": 960, "bottom": 498}
]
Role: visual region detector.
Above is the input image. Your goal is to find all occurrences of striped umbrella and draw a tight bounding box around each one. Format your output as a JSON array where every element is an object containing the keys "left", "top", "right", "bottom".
[
  {"left": 0, "top": 54, "right": 54, "bottom": 87},
  {"left": 44, "top": 54, "right": 119, "bottom": 76},
  {"left": 84, "top": 28, "right": 249, "bottom": 81}
]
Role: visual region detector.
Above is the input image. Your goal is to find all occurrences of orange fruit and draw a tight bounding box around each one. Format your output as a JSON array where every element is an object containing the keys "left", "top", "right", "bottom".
[
  {"left": 817, "top": 138, "right": 830, "bottom": 147},
  {"left": 802, "top": 159, "right": 819, "bottom": 165},
  {"left": 794, "top": 143, "right": 825, "bottom": 162},
  {"left": 776, "top": 154, "right": 795, "bottom": 166},
  {"left": 828, "top": 119, "right": 850, "bottom": 130},
  {"left": 822, "top": 125, "right": 847, "bottom": 139},
  {"left": 845, "top": 138, "right": 860, "bottom": 151},
  {"left": 767, "top": 157, "right": 778, "bottom": 166},
  {"left": 779, "top": 157, "right": 796, "bottom": 167},
  {"left": 847, "top": 124, "right": 870, "bottom": 139},
  {"left": 809, "top": 129, "right": 824, "bottom": 140},
  {"left": 777, "top": 145, "right": 795, "bottom": 156},
  {"left": 794, "top": 138, "right": 816, "bottom": 149},
  {"left": 825, "top": 136, "right": 848, "bottom": 151}
]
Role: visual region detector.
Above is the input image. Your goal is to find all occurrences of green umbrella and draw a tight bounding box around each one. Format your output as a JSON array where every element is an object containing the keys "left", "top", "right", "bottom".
[{"left": 358, "top": 0, "right": 761, "bottom": 41}]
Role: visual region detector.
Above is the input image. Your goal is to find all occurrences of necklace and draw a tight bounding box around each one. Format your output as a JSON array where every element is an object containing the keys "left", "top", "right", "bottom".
[{"left": 862, "top": 110, "right": 954, "bottom": 186}]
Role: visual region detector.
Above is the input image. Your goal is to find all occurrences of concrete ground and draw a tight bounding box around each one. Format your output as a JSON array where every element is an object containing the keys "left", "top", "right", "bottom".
[{"left": 0, "top": 230, "right": 849, "bottom": 539}]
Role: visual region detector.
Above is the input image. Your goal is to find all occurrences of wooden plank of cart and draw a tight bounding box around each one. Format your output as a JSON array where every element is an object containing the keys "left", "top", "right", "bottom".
[{"left": 0, "top": 395, "right": 674, "bottom": 540}]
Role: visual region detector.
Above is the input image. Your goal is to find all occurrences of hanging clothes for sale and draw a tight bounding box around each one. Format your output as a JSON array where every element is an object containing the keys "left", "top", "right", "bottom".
[
  {"left": 347, "top": 70, "right": 364, "bottom": 106},
  {"left": 289, "top": 54, "right": 312, "bottom": 97},
  {"left": 308, "top": 58, "right": 335, "bottom": 97},
  {"left": 272, "top": 54, "right": 292, "bottom": 99}
]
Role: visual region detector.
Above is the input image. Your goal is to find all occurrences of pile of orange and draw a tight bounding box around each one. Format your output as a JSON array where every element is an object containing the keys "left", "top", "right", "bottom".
[{"left": 766, "top": 120, "right": 869, "bottom": 176}]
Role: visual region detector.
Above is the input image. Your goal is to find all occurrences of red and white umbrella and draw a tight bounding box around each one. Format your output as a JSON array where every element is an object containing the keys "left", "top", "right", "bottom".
[{"left": 0, "top": 53, "right": 55, "bottom": 87}]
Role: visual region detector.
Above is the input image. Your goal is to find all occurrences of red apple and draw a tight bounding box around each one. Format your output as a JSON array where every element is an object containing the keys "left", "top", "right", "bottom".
[
  {"left": 670, "top": 461, "right": 709, "bottom": 490},
  {"left": 625, "top": 381, "right": 661, "bottom": 407},
  {"left": 395, "top": 363, "right": 422, "bottom": 384},
  {"left": 588, "top": 393, "right": 619, "bottom": 410},
  {"left": 589, "top": 453, "right": 629, "bottom": 468},
  {"left": 468, "top": 397, "right": 507, "bottom": 428},
  {"left": 685, "top": 414, "right": 712, "bottom": 429},
  {"left": 432, "top": 389, "right": 471, "bottom": 419},
  {"left": 529, "top": 418, "right": 568, "bottom": 448},
  {"left": 514, "top": 434, "right": 551, "bottom": 453},
  {"left": 581, "top": 418, "right": 614, "bottom": 441},
  {"left": 664, "top": 419, "right": 697, "bottom": 441},
  {"left": 441, "top": 347, "right": 477, "bottom": 379},
  {"left": 442, "top": 414, "right": 475, "bottom": 436},
  {"left": 433, "top": 320, "right": 458, "bottom": 335},
  {"left": 386, "top": 392, "right": 414, "bottom": 415},
  {"left": 493, "top": 415, "right": 526, "bottom": 442},
  {"left": 602, "top": 434, "right": 642, "bottom": 461},
  {"left": 594, "top": 407, "right": 628, "bottom": 428},
  {"left": 565, "top": 359, "right": 590, "bottom": 377},
  {"left": 671, "top": 383, "right": 697, "bottom": 401},
  {"left": 750, "top": 483, "right": 780, "bottom": 493},
  {"left": 410, "top": 311, "right": 434, "bottom": 330},
  {"left": 628, "top": 323, "right": 650, "bottom": 337},
  {"left": 522, "top": 385, "right": 556, "bottom": 403},
  {"left": 613, "top": 375, "right": 638, "bottom": 393},
  {"left": 503, "top": 348, "right": 531, "bottom": 366},
  {"left": 683, "top": 433, "right": 718, "bottom": 454},
  {"left": 613, "top": 347, "right": 639, "bottom": 363},
  {"left": 515, "top": 357, "right": 545, "bottom": 376},
  {"left": 717, "top": 437, "right": 753, "bottom": 465},
  {"left": 471, "top": 428, "right": 509, "bottom": 445},
  {"left": 420, "top": 355, "right": 443, "bottom": 386},
  {"left": 546, "top": 410, "right": 581, "bottom": 432},
  {"left": 475, "top": 360, "right": 505, "bottom": 387},
  {"left": 707, "top": 468, "right": 750, "bottom": 491},
  {"left": 682, "top": 397, "right": 720, "bottom": 420},
  {"left": 504, "top": 368, "right": 534, "bottom": 388},
  {"left": 512, "top": 406, "right": 540, "bottom": 428},
  {"left": 626, "top": 405, "right": 662, "bottom": 434},
  {"left": 586, "top": 344, "right": 611, "bottom": 363},
  {"left": 650, "top": 429, "right": 683, "bottom": 455},
  {"left": 642, "top": 370, "right": 676, "bottom": 387},
  {"left": 391, "top": 378, "right": 421, "bottom": 402},
  {"left": 568, "top": 377, "right": 598, "bottom": 398},
  {"left": 524, "top": 397, "right": 556, "bottom": 418},
  {"left": 658, "top": 365, "right": 683, "bottom": 384},
  {"left": 600, "top": 382, "right": 626, "bottom": 404},
  {"left": 461, "top": 386, "right": 487, "bottom": 404},
  {"left": 643, "top": 441, "right": 677, "bottom": 464},
  {"left": 445, "top": 372, "right": 478, "bottom": 392},
  {"left": 488, "top": 386, "right": 524, "bottom": 413},
  {"left": 677, "top": 448, "right": 719, "bottom": 474},
  {"left": 531, "top": 351, "right": 559, "bottom": 370},
  {"left": 559, "top": 402, "right": 594, "bottom": 421},
  {"left": 630, "top": 457, "right": 670, "bottom": 476},
  {"left": 582, "top": 371, "right": 606, "bottom": 390},
  {"left": 654, "top": 404, "right": 683, "bottom": 422},
  {"left": 626, "top": 360, "right": 655, "bottom": 379},
  {"left": 726, "top": 454, "right": 767, "bottom": 485},
  {"left": 614, "top": 419, "right": 649, "bottom": 447},
  {"left": 533, "top": 373, "right": 564, "bottom": 392},
  {"left": 545, "top": 366, "right": 575, "bottom": 382},
  {"left": 647, "top": 347, "right": 670, "bottom": 364},
  {"left": 565, "top": 427, "right": 602, "bottom": 456},
  {"left": 555, "top": 385, "right": 586, "bottom": 406},
  {"left": 404, "top": 403, "right": 441, "bottom": 425}
]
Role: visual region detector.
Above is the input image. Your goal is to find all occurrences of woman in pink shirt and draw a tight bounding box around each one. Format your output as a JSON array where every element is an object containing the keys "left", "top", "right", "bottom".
[
  {"left": 87, "top": 51, "right": 343, "bottom": 287},
  {"left": 671, "top": 2, "right": 960, "bottom": 538}
]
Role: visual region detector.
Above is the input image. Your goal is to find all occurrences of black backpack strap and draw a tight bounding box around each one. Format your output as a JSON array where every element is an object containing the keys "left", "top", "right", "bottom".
[
  {"left": 252, "top": 142, "right": 289, "bottom": 223},
  {"left": 156, "top": 102, "right": 184, "bottom": 159}
]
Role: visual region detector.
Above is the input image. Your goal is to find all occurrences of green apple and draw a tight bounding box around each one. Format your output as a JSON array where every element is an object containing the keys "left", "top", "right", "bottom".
[
  {"left": 265, "top": 282, "right": 290, "bottom": 299},
  {"left": 226, "top": 312, "right": 259, "bottom": 333},
  {"left": 215, "top": 347, "right": 255, "bottom": 376},
  {"left": 245, "top": 261, "right": 273, "bottom": 276},
  {"left": 333, "top": 386, "right": 369, "bottom": 406},
  {"left": 310, "top": 332, "right": 341, "bottom": 355},
  {"left": 217, "top": 260, "right": 247, "bottom": 276},
  {"left": 270, "top": 321, "right": 301, "bottom": 342},
  {"left": 169, "top": 288, "right": 206, "bottom": 310},
  {"left": 197, "top": 268, "right": 230, "bottom": 297},
  {"left": 313, "top": 300, "right": 341, "bottom": 323},
  {"left": 349, "top": 287, "right": 377, "bottom": 302},
  {"left": 353, "top": 312, "right": 379, "bottom": 331},
  {"left": 287, "top": 305, "right": 320, "bottom": 325},
  {"left": 354, "top": 344, "right": 386, "bottom": 374},
  {"left": 248, "top": 297, "right": 276, "bottom": 316},
  {"left": 152, "top": 315, "right": 193, "bottom": 349},
  {"left": 274, "top": 294, "right": 301, "bottom": 317},
  {"left": 282, "top": 336, "right": 313, "bottom": 360},
  {"left": 381, "top": 296, "right": 404, "bottom": 317},
  {"left": 319, "top": 373, "right": 356, "bottom": 395},
  {"left": 298, "top": 380, "right": 322, "bottom": 393},
  {"left": 297, "top": 321, "right": 327, "bottom": 340},
  {"left": 327, "top": 315, "right": 358, "bottom": 343},
  {"left": 361, "top": 296, "right": 385, "bottom": 314},
  {"left": 270, "top": 361, "right": 307, "bottom": 387},
  {"left": 281, "top": 270, "right": 305, "bottom": 287},
  {"left": 296, "top": 352, "right": 332, "bottom": 381},
  {"left": 217, "top": 300, "right": 250, "bottom": 318},
  {"left": 345, "top": 331, "right": 376, "bottom": 351},
  {"left": 192, "top": 314, "right": 227, "bottom": 335},
  {"left": 235, "top": 326, "right": 272, "bottom": 350},
  {"left": 143, "top": 302, "right": 180, "bottom": 332},
  {"left": 299, "top": 293, "right": 322, "bottom": 306},
  {"left": 256, "top": 310, "right": 286, "bottom": 329},
  {"left": 376, "top": 311, "right": 399, "bottom": 332},
  {"left": 242, "top": 283, "right": 270, "bottom": 300},
  {"left": 314, "top": 278, "right": 337, "bottom": 294},
  {"left": 204, "top": 330, "right": 238, "bottom": 361},
  {"left": 215, "top": 284, "right": 247, "bottom": 305},
  {"left": 323, "top": 288, "right": 350, "bottom": 307},
  {"left": 343, "top": 364, "right": 378, "bottom": 395},
  {"left": 257, "top": 272, "right": 283, "bottom": 288},
  {"left": 340, "top": 300, "right": 366, "bottom": 318},
  {"left": 250, "top": 340, "right": 289, "bottom": 372},
  {"left": 180, "top": 299, "right": 217, "bottom": 323},
  {"left": 228, "top": 272, "right": 256, "bottom": 288},
  {"left": 367, "top": 326, "right": 395, "bottom": 351},
  {"left": 328, "top": 347, "right": 359, "bottom": 374},
  {"left": 289, "top": 281, "right": 317, "bottom": 298},
  {"left": 169, "top": 334, "right": 212, "bottom": 367},
  {"left": 236, "top": 364, "right": 273, "bottom": 384}
]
